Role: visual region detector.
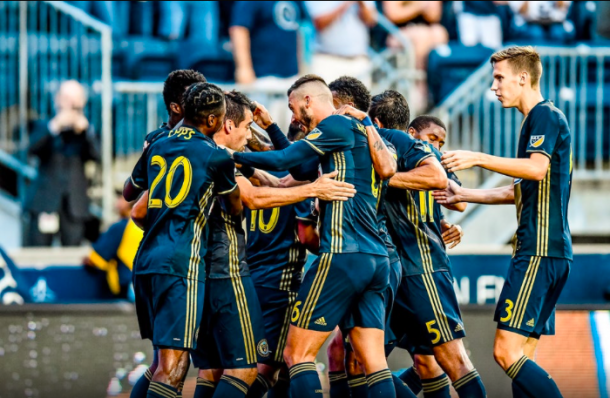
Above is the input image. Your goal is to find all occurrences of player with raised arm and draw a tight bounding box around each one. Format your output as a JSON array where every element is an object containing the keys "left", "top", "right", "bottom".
[
  {"left": 189, "top": 91, "right": 356, "bottom": 398},
  {"left": 363, "top": 90, "right": 486, "bottom": 398},
  {"left": 126, "top": 83, "right": 241, "bottom": 398},
  {"left": 434, "top": 46, "right": 572, "bottom": 398},
  {"left": 232, "top": 75, "right": 398, "bottom": 398},
  {"left": 125, "top": 69, "right": 207, "bottom": 398}
]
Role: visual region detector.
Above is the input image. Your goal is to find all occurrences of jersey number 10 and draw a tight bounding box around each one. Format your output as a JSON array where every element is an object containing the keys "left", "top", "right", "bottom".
[{"left": 148, "top": 155, "right": 193, "bottom": 209}]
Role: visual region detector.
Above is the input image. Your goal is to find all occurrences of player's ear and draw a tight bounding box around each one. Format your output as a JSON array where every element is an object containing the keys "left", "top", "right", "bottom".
[
  {"left": 520, "top": 71, "right": 527, "bottom": 86},
  {"left": 408, "top": 127, "right": 416, "bottom": 136},
  {"left": 224, "top": 119, "right": 233, "bottom": 133},
  {"left": 169, "top": 102, "right": 182, "bottom": 116}
]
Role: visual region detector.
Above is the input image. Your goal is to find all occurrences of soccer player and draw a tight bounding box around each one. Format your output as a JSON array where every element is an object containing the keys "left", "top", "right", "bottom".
[
  {"left": 126, "top": 82, "right": 242, "bottom": 398},
  {"left": 124, "top": 69, "right": 206, "bottom": 398},
  {"left": 435, "top": 46, "right": 571, "bottom": 398},
  {"left": 363, "top": 90, "right": 486, "bottom": 398},
  {"left": 325, "top": 77, "right": 418, "bottom": 398},
  {"left": 232, "top": 75, "right": 398, "bottom": 398},
  {"left": 190, "top": 91, "right": 357, "bottom": 398}
]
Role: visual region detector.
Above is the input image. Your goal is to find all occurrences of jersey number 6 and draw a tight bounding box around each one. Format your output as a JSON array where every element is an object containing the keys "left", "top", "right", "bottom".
[{"left": 148, "top": 155, "right": 193, "bottom": 209}]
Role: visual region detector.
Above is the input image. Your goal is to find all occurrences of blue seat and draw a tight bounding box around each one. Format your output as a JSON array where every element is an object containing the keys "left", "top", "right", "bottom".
[
  {"left": 116, "top": 37, "right": 179, "bottom": 80},
  {"left": 427, "top": 43, "right": 495, "bottom": 104},
  {"left": 176, "top": 39, "right": 235, "bottom": 83}
]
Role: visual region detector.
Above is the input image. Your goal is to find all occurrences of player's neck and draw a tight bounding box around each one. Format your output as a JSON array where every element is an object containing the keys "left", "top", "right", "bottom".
[
  {"left": 517, "top": 89, "right": 545, "bottom": 117},
  {"left": 315, "top": 103, "right": 335, "bottom": 125},
  {"left": 167, "top": 114, "right": 183, "bottom": 129}
]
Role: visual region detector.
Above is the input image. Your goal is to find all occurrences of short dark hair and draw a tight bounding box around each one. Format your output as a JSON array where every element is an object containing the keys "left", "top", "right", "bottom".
[
  {"left": 408, "top": 115, "right": 447, "bottom": 133},
  {"left": 287, "top": 74, "right": 328, "bottom": 96},
  {"left": 225, "top": 90, "right": 254, "bottom": 125},
  {"left": 328, "top": 76, "right": 371, "bottom": 112},
  {"left": 162, "top": 69, "right": 207, "bottom": 113},
  {"left": 183, "top": 82, "right": 225, "bottom": 124},
  {"left": 368, "top": 90, "right": 410, "bottom": 131}
]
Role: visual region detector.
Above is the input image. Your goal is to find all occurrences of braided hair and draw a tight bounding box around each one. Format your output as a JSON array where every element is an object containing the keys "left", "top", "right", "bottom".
[{"left": 182, "top": 82, "right": 226, "bottom": 125}]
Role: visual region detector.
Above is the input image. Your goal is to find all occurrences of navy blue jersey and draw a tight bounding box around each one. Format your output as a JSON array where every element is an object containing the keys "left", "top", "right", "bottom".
[
  {"left": 378, "top": 128, "right": 450, "bottom": 276},
  {"left": 234, "top": 115, "right": 387, "bottom": 256},
  {"left": 131, "top": 125, "right": 238, "bottom": 282},
  {"left": 246, "top": 171, "right": 317, "bottom": 292},
  {"left": 410, "top": 147, "right": 462, "bottom": 242},
  {"left": 514, "top": 100, "right": 572, "bottom": 259},
  {"left": 377, "top": 139, "right": 399, "bottom": 265},
  {"left": 144, "top": 123, "right": 170, "bottom": 147},
  {"left": 206, "top": 196, "right": 249, "bottom": 279}
]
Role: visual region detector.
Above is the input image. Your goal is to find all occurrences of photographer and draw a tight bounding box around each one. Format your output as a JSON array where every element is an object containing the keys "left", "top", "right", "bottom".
[{"left": 24, "top": 80, "right": 100, "bottom": 247}]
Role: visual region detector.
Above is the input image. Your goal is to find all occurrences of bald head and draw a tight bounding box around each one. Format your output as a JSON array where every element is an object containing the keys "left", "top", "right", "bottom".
[{"left": 55, "top": 80, "right": 87, "bottom": 111}]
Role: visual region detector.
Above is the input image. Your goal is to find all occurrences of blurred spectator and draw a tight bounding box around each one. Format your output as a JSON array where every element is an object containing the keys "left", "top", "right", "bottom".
[
  {"left": 509, "top": 1, "right": 575, "bottom": 43},
  {"left": 230, "top": 1, "right": 305, "bottom": 86},
  {"left": 305, "top": 1, "right": 377, "bottom": 87},
  {"left": 24, "top": 81, "right": 99, "bottom": 247},
  {"left": 157, "top": 1, "right": 219, "bottom": 45},
  {"left": 0, "top": 246, "right": 29, "bottom": 305},
  {"left": 69, "top": 1, "right": 124, "bottom": 36},
  {"left": 455, "top": 1, "right": 503, "bottom": 48},
  {"left": 83, "top": 195, "right": 143, "bottom": 299},
  {"left": 383, "top": 1, "right": 448, "bottom": 69}
]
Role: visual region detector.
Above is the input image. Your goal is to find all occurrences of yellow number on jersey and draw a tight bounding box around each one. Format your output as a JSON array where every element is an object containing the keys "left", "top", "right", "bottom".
[
  {"left": 426, "top": 320, "right": 441, "bottom": 344},
  {"left": 500, "top": 299, "right": 514, "bottom": 323},
  {"left": 258, "top": 207, "right": 280, "bottom": 234},
  {"left": 148, "top": 155, "right": 192, "bottom": 209}
]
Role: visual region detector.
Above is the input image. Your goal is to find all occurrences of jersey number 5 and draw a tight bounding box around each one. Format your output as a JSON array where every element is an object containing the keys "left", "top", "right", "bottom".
[{"left": 148, "top": 155, "right": 193, "bottom": 209}]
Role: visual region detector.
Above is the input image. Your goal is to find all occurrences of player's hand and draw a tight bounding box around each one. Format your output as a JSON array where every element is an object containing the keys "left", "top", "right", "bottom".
[
  {"left": 279, "top": 174, "right": 309, "bottom": 188},
  {"left": 235, "top": 66, "right": 256, "bottom": 85},
  {"left": 312, "top": 170, "right": 356, "bottom": 201},
  {"left": 333, "top": 104, "right": 367, "bottom": 121},
  {"left": 252, "top": 102, "right": 274, "bottom": 130},
  {"left": 441, "top": 150, "right": 483, "bottom": 172},
  {"left": 442, "top": 223, "right": 463, "bottom": 249},
  {"left": 432, "top": 179, "right": 462, "bottom": 205}
]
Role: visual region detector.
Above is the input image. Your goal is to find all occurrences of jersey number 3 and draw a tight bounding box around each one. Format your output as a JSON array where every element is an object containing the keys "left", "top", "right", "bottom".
[{"left": 148, "top": 155, "right": 193, "bottom": 209}]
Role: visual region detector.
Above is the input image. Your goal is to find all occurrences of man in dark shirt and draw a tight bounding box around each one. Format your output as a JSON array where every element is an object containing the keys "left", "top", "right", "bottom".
[{"left": 24, "top": 80, "right": 99, "bottom": 247}]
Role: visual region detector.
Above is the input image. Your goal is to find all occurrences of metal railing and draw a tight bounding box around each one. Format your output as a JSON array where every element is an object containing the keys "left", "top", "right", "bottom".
[
  {"left": 0, "top": 1, "right": 113, "bottom": 224},
  {"left": 435, "top": 45, "right": 610, "bottom": 191}
]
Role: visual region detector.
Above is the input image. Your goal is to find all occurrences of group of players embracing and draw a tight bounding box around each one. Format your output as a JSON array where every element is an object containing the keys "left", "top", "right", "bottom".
[{"left": 124, "top": 45, "right": 572, "bottom": 398}]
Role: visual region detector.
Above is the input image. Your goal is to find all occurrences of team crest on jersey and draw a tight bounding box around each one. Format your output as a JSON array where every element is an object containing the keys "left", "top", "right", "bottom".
[
  {"left": 306, "top": 129, "right": 322, "bottom": 140},
  {"left": 423, "top": 144, "right": 432, "bottom": 153},
  {"left": 257, "top": 339, "right": 270, "bottom": 357},
  {"left": 530, "top": 135, "right": 545, "bottom": 148}
]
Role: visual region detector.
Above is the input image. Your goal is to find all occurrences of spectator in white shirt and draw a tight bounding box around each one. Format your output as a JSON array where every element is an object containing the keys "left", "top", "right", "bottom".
[{"left": 509, "top": 1, "right": 575, "bottom": 43}]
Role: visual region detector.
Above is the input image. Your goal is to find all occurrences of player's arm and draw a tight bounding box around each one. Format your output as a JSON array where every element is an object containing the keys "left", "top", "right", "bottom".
[
  {"left": 298, "top": 220, "right": 320, "bottom": 255},
  {"left": 441, "top": 201, "right": 467, "bottom": 212},
  {"left": 334, "top": 105, "right": 396, "bottom": 179},
  {"left": 389, "top": 157, "right": 447, "bottom": 190},
  {"left": 440, "top": 218, "right": 463, "bottom": 249},
  {"left": 123, "top": 150, "right": 148, "bottom": 201},
  {"left": 233, "top": 139, "right": 320, "bottom": 171},
  {"left": 432, "top": 179, "right": 515, "bottom": 205},
  {"left": 229, "top": 1, "right": 256, "bottom": 85},
  {"left": 131, "top": 192, "right": 148, "bottom": 230},
  {"left": 211, "top": 150, "right": 243, "bottom": 216},
  {"left": 247, "top": 128, "right": 274, "bottom": 152},
  {"left": 236, "top": 170, "right": 356, "bottom": 210},
  {"left": 441, "top": 151, "right": 550, "bottom": 181},
  {"left": 252, "top": 102, "right": 292, "bottom": 150}
]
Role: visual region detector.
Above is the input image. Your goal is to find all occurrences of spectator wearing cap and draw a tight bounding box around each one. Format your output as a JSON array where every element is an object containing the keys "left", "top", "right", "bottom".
[{"left": 305, "top": 1, "right": 377, "bottom": 87}]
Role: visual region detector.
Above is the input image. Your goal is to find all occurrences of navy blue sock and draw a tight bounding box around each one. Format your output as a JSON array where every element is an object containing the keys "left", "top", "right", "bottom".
[
  {"left": 399, "top": 367, "right": 422, "bottom": 395},
  {"left": 131, "top": 368, "right": 153, "bottom": 398},
  {"left": 329, "top": 371, "right": 350, "bottom": 398},
  {"left": 507, "top": 356, "right": 562, "bottom": 398},
  {"left": 348, "top": 373, "right": 369, "bottom": 398},
  {"left": 512, "top": 381, "right": 529, "bottom": 398},
  {"left": 147, "top": 381, "right": 178, "bottom": 398},
  {"left": 289, "top": 362, "right": 323, "bottom": 398},
  {"left": 452, "top": 369, "right": 486, "bottom": 398},
  {"left": 212, "top": 375, "right": 249, "bottom": 398},
  {"left": 194, "top": 378, "right": 216, "bottom": 398},
  {"left": 421, "top": 374, "right": 451, "bottom": 398},
  {"left": 245, "top": 375, "right": 271, "bottom": 398},
  {"left": 366, "top": 369, "right": 396, "bottom": 398},
  {"left": 267, "top": 375, "right": 289, "bottom": 398},
  {"left": 392, "top": 374, "right": 418, "bottom": 398}
]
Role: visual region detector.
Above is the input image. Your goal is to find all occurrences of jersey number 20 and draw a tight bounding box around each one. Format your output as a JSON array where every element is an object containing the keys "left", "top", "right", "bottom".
[{"left": 148, "top": 155, "right": 192, "bottom": 209}]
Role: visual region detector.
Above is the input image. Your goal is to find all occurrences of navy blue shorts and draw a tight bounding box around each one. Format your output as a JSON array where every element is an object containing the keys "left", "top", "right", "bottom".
[
  {"left": 255, "top": 286, "right": 298, "bottom": 366},
  {"left": 134, "top": 273, "right": 205, "bottom": 350},
  {"left": 393, "top": 271, "right": 465, "bottom": 355},
  {"left": 495, "top": 256, "right": 570, "bottom": 338},
  {"left": 291, "top": 252, "right": 390, "bottom": 332},
  {"left": 191, "top": 276, "right": 266, "bottom": 369}
]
